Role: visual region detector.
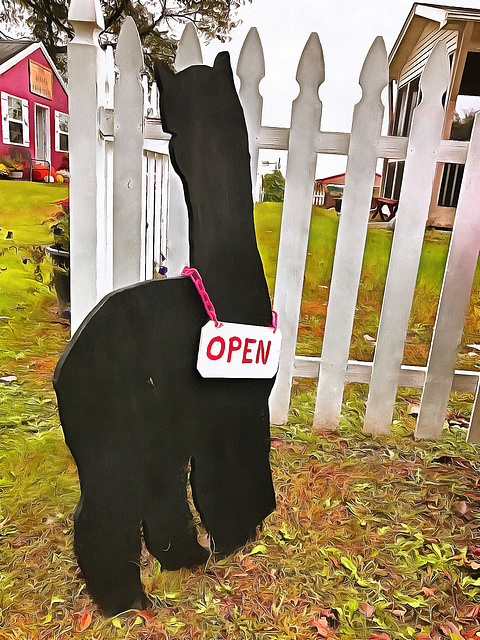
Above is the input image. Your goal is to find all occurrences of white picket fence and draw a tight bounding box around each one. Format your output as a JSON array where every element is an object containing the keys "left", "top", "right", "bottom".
[{"left": 67, "top": 1, "right": 480, "bottom": 444}]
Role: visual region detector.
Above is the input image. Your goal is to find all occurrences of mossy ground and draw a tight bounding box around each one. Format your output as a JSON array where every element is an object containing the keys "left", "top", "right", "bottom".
[{"left": 0, "top": 188, "right": 479, "bottom": 640}]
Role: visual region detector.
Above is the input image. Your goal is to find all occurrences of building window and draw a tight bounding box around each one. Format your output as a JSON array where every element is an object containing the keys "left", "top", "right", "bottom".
[
  {"left": 438, "top": 163, "right": 464, "bottom": 208},
  {"left": 393, "top": 76, "right": 420, "bottom": 137},
  {"left": 438, "top": 51, "right": 480, "bottom": 208},
  {"left": 55, "top": 111, "right": 69, "bottom": 152},
  {"left": 383, "top": 161, "right": 405, "bottom": 201},
  {"left": 1, "top": 92, "right": 29, "bottom": 146}
]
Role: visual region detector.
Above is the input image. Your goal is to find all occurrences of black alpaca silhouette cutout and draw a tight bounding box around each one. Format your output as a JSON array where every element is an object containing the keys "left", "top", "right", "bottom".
[{"left": 53, "top": 51, "right": 276, "bottom": 616}]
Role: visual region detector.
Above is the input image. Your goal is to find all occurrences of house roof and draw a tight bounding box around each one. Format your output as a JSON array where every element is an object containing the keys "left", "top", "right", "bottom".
[
  {"left": 315, "top": 173, "right": 381, "bottom": 185},
  {"left": 389, "top": 3, "right": 480, "bottom": 78},
  {"left": 0, "top": 39, "right": 33, "bottom": 66},
  {"left": 0, "top": 39, "right": 67, "bottom": 95}
]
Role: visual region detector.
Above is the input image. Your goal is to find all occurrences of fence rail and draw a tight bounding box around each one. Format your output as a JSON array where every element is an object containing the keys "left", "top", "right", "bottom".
[{"left": 67, "top": 1, "right": 480, "bottom": 443}]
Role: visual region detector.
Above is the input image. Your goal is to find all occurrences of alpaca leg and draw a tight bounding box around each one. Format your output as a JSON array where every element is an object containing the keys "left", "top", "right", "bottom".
[
  {"left": 142, "top": 464, "right": 209, "bottom": 571},
  {"left": 74, "top": 491, "right": 147, "bottom": 616},
  {"left": 190, "top": 411, "right": 275, "bottom": 557}
]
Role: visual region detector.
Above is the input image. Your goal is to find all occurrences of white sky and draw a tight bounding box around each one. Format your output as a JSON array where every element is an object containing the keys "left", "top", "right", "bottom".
[{"left": 201, "top": 0, "right": 480, "bottom": 177}]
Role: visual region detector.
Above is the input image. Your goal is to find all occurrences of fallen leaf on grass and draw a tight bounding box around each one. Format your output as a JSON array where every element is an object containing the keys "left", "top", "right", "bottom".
[
  {"left": 197, "top": 533, "right": 210, "bottom": 548},
  {"left": 79, "top": 612, "right": 92, "bottom": 631},
  {"left": 391, "top": 609, "right": 406, "bottom": 617},
  {"left": 248, "top": 544, "right": 267, "bottom": 555},
  {"left": 320, "top": 608, "right": 336, "bottom": 620},
  {"left": 421, "top": 587, "right": 437, "bottom": 597},
  {"left": 358, "top": 602, "right": 375, "bottom": 617},
  {"left": 164, "top": 617, "right": 186, "bottom": 632},
  {"left": 137, "top": 610, "right": 155, "bottom": 622},
  {"left": 466, "top": 605, "right": 480, "bottom": 618},
  {"left": 440, "top": 621, "right": 461, "bottom": 637},
  {"left": 456, "top": 500, "right": 471, "bottom": 515},
  {"left": 370, "top": 633, "right": 391, "bottom": 640},
  {"left": 408, "top": 403, "right": 421, "bottom": 416},
  {"left": 0, "top": 515, "right": 10, "bottom": 528},
  {"left": 310, "top": 616, "right": 331, "bottom": 638}
]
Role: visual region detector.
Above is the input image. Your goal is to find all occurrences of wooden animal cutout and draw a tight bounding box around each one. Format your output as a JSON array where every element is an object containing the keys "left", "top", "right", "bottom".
[{"left": 54, "top": 51, "right": 276, "bottom": 616}]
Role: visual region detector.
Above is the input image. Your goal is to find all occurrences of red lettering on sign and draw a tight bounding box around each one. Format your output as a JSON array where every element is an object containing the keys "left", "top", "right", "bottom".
[
  {"left": 227, "top": 336, "right": 242, "bottom": 362},
  {"left": 242, "top": 338, "right": 256, "bottom": 363},
  {"left": 206, "top": 336, "right": 225, "bottom": 360},
  {"left": 256, "top": 340, "right": 271, "bottom": 365}
]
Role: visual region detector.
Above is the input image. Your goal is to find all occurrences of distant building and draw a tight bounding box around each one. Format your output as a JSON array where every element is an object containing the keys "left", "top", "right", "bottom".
[
  {"left": 385, "top": 3, "right": 480, "bottom": 228},
  {"left": 0, "top": 38, "right": 68, "bottom": 172},
  {"left": 314, "top": 173, "right": 381, "bottom": 209}
]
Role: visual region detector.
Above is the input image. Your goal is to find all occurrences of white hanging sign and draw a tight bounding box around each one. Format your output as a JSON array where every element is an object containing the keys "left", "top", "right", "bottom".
[{"left": 197, "top": 320, "right": 282, "bottom": 379}]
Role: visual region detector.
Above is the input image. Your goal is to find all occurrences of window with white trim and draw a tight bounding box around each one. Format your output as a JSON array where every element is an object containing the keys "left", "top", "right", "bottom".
[
  {"left": 1, "top": 92, "right": 29, "bottom": 146},
  {"left": 54, "top": 110, "right": 69, "bottom": 152}
]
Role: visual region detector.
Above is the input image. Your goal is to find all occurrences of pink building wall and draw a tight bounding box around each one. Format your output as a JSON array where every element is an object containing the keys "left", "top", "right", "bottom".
[{"left": 0, "top": 47, "right": 68, "bottom": 171}]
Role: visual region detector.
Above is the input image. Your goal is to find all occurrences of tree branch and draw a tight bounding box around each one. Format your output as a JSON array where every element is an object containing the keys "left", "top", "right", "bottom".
[
  {"left": 102, "top": 0, "right": 129, "bottom": 31},
  {"left": 20, "top": 0, "right": 73, "bottom": 40}
]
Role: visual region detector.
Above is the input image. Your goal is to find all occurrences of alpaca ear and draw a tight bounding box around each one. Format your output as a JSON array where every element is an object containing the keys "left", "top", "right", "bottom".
[
  {"left": 154, "top": 60, "right": 175, "bottom": 92},
  {"left": 213, "top": 51, "right": 231, "bottom": 72}
]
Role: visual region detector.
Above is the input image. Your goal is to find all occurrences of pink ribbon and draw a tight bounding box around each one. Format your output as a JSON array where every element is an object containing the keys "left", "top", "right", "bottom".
[{"left": 182, "top": 266, "right": 278, "bottom": 332}]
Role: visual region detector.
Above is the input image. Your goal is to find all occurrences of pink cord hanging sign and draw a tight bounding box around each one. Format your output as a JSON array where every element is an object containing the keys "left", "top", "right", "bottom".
[{"left": 182, "top": 267, "right": 282, "bottom": 379}]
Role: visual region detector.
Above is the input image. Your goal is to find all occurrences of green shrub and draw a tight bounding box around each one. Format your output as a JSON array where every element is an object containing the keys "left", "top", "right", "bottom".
[{"left": 262, "top": 169, "right": 285, "bottom": 202}]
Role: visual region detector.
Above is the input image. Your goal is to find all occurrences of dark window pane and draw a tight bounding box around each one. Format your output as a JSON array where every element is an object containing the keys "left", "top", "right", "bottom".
[
  {"left": 393, "top": 85, "right": 407, "bottom": 136},
  {"left": 59, "top": 133, "right": 68, "bottom": 152},
  {"left": 393, "top": 161, "right": 405, "bottom": 201},
  {"left": 384, "top": 162, "right": 395, "bottom": 198},
  {"left": 438, "top": 163, "right": 465, "bottom": 207},
  {"left": 403, "top": 76, "right": 420, "bottom": 136},
  {"left": 459, "top": 52, "right": 480, "bottom": 96},
  {"left": 9, "top": 121, "right": 23, "bottom": 144}
]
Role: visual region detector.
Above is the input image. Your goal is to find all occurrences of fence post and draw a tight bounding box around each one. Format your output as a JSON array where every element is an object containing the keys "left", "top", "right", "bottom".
[
  {"left": 96, "top": 44, "right": 115, "bottom": 301},
  {"left": 313, "top": 37, "right": 387, "bottom": 431},
  {"left": 165, "top": 24, "right": 203, "bottom": 276},
  {"left": 416, "top": 113, "right": 480, "bottom": 441},
  {"left": 364, "top": 42, "right": 450, "bottom": 435},
  {"left": 269, "top": 34, "right": 324, "bottom": 425},
  {"left": 237, "top": 27, "right": 264, "bottom": 201},
  {"left": 68, "top": 0, "right": 105, "bottom": 333},
  {"left": 112, "top": 17, "right": 144, "bottom": 290}
]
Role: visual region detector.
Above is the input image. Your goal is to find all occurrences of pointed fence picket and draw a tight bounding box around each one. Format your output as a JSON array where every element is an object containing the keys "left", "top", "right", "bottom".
[
  {"left": 416, "top": 112, "right": 480, "bottom": 441},
  {"left": 237, "top": 28, "right": 265, "bottom": 200},
  {"left": 364, "top": 42, "right": 451, "bottom": 435},
  {"left": 68, "top": 6, "right": 480, "bottom": 443},
  {"left": 269, "top": 34, "right": 324, "bottom": 425},
  {"left": 314, "top": 37, "right": 387, "bottom": 431},
  {"left": 112, "top": 17, "right": 144, "bottom": 291}
]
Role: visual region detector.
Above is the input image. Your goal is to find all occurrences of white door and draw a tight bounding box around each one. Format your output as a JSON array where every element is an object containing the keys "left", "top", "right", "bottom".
[{"left": 35, "top": 104, "right": 50, "bottom": 162}]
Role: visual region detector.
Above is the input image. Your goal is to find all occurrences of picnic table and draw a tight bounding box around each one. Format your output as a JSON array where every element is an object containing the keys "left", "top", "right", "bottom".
[{"left": 370, "top": 197, "right": 398, "bottom": 222}]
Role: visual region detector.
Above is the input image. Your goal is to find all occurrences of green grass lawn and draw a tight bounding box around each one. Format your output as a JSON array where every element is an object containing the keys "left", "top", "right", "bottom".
[
  {"left": 1, "top": 185, "right": 480, "bottom": 640},
  {"left": 254, "top": 202, "right": 480, "bottom": 368}
]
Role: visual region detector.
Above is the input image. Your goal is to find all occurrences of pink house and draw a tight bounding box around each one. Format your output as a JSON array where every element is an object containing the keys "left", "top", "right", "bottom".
[{"left": 0, "top": 38, "right": 68, "bottom": 174}]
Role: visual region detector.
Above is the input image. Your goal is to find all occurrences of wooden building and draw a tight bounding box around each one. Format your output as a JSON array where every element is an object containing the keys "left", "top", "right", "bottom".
[
  {"left": 314, "top": 172, "right": 381, "bottom": 209},
  {"left": 0, "top": 38, "right": 68, "bottom": 173},
  {"left": 385, "top": 3, "right": 480, "bottom": 227}
]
